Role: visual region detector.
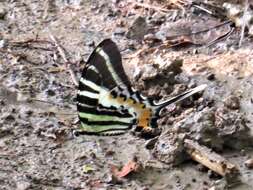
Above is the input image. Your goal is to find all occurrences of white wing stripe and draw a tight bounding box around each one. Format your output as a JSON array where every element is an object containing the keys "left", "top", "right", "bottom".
[{"left": 96, "top": 47, "right": 122, "bottom": 84}]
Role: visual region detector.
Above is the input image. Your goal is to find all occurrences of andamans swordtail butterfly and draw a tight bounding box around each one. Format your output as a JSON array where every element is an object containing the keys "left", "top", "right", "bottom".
[{"left": 76, "top": 39, "right": 206, "bottom": 136}]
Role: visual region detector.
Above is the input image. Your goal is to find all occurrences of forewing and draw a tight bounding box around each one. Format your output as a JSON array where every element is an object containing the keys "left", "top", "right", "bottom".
[
  {"left": 82, "top": 39, "right": 131, "bottom": 89},
  {"left": 76, "top": 39, "right": 134, "bottom": 135}
]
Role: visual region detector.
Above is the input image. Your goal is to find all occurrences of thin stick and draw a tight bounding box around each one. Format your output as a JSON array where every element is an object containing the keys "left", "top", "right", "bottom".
[
  {"left": 28, "top": 98, "right": 76, "bottom": 115},
  {"left": 131, "top": 1, "right": 170, "bottom": 13},
  {"left": 10, "top": 39, "right": 53, "bottom": 45},
  {"left": 43, "top": 0, "right": 50, "bottom": 20},
  {"left": 0, "top": 48, "right": 27, "bottom": 58},
  {"left": 239, "top": 0, "right": 249, "bottom": 47},
  {"left": 192, "top": 4, "right": 213, "bottom": 15},
  {"left": 184, "top": 139, "right": 239, "bottom": 181},
  {"left": 49, "top": 32, "right": 79, "bottom": 87},
  {"left": 206, "top": 27, "right": 234, "bottom": 47},
  {"left": 168, "top": 20, "right": 232, "bottom": 39}
]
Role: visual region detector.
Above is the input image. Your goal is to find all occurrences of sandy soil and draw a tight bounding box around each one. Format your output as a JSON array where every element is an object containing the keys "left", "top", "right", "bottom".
[{"left": 0, "top": 0, "right": 253, "bottom": 189}]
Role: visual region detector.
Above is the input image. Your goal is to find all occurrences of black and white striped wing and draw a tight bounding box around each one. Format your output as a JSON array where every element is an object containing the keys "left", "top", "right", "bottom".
[{"left": 76, "top": 39, "right": 135, "bottom": 135}]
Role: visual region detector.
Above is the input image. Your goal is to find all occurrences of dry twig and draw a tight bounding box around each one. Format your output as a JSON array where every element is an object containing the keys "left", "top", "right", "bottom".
[
  {"left": 239, "top": 0, "right": 249, "bottom": 47},
  {"left": 130, "top": 1, "right": 170, "bottom": 13},
  {"left": 0, "top": 48, "right": 27, "bottom": 59},
  {"left": 48, "top": 32, "right": 79, "bottom": 87},
  {"left": 184, "top": 139, "right": 239, "bottom": 181}
]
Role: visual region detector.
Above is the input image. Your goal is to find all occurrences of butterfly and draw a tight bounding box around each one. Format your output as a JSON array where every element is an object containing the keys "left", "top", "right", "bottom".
[{"left": 75, "top": 39, "right": 206, "bottom": 136}]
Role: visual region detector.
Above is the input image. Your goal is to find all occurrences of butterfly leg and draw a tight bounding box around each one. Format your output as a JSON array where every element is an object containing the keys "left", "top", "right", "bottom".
[
  {"left": 131, "top": 125, "right": 161, "bottom": 139},
  {"left": 72, "top": 129, "right": 84, "bottom": 137},
  {"left": 141, "top": 127, "right": 161, "bottom": 137}
]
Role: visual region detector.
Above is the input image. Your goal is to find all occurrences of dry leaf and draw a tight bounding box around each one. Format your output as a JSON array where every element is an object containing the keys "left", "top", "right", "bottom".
[
  {"left": 110, "top": 158, "right": 140, "bottom": 178},
  {"left": 83, "top": 165, "right": 95, "bottom": 173}
]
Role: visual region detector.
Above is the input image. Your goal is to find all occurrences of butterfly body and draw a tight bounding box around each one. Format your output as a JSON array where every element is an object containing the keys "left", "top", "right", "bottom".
[{"left": 76, "top": 39, "right": 206, "bottom": 136}]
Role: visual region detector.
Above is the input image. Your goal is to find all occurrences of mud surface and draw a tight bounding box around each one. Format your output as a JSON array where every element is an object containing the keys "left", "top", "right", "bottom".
[{"left": 0, "top": 0, "right": 253, "bottom": 189}]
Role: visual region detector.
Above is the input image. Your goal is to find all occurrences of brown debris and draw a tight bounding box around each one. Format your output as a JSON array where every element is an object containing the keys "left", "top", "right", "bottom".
[
  {"left": 49, "top": 33, "right": 78, "bottom": 87},
  {"left": 86, "top": 179, "right": 103, "bottom": 189},
  {"left": 110, "top": 157, "right": 141, "bottom": 178},
  {"left": 130, "top": 1, "right": 170, "bottom": 13},
  {"left": 156, "top": 19, "right": 232, "bottom": 45}
]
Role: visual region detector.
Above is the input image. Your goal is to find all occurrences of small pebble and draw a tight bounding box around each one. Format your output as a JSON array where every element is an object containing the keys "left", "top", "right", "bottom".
[
  {"left": 4, "top": 114, "right": 15, "bottom": 122},
  {"left": 104, "top": 173, "right": 123, "bottom": 184},
  {"left": 86, "top": 40, "right": 95, "bottom": 47},
  {"left": 126, "top": 16, "right": 148, "bottom": 40},
  {"left": 0, "top": 6, "right": 6, "bottom": 20},
  {"left": 113, "top": 27, "right": 126, "bottom": 36},
  {"left": 0, "top": 99, "right": 5, "bottom": 105},
  {"left": 16, "top": 181, "right": 31, "bottom": 190},
  {"left": 196, "top": 164, "right": 208, "bottom": 172},
  {"left": 112, "top": 0, "right": 120, "bottom": 4},
  {"left": 224, "top": 95, "right": 240, "bottom": 110},
  {"left": 207, "top": 73, "right": 216, "bottom": 81},
  {"left": 46, "top": 89, "right": 56, "bottom": 96},
  {"left": 207, "top": 170, "right": 220, "bottom": 179},
  {"left": 145, "top": 136, "right": 159, "bottom": 150},
  {"left": 245, "top": 158, "right": 253, "bottom": 169},
  {"left": 105, "top": 150, "right": 115, "bottom": 156},
  {"left": 240, "top": 149, "right": 246, "bottom": 156},
  {"left": 0, "top": 39, "right": 7, "bottom": 48}
]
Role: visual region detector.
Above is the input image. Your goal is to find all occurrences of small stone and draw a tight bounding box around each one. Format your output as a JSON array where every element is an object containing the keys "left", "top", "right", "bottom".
[
  {"left": 196, "top": 164, "right": 208, "bottom": 172},
  {"left": 86, "top": 40, "right": 95, "bottom": 47},
  {"left": 0, "top": 6, "right": 6, "bottom": 20},
  {"left": 152, "top": 132, "right": 188, "bottom": 165},
  {"left": 104, "top": 173, "right": 123, "bottom": 184},
  {"left": 107, "top": 8, "right": 118, "bottom": 17},
  {"left": 207, "top": 170, "right": 221, "bottom": 179},
  {"left": 144, "top": 33, "right": 162, "bottom": 45},
  {"left": 211, "top": 179, "right": 228, "bottom": 190},
  {"left": 16, "top": 181, "right": 31, "bottom": 190},
  {"left": 145, "top": 136, "right": 159, "bottom": 150},
  {"left": 105, "top": 150, "right": 115, "bottom": 156},
  {"left": 4, "top": 114, "right": 15, "bottom": 122},
  {"left": 0, "top": 99, "right": 5, "bottom": 105},
  {"left": 249, "top": 25, "right": 253, "bottom": 36},
  {"left": 0, "top": 127, "right": 13, "bottom": 138},
  {"left": 245, "top": 158, "right": 253, "bottom": 169},
  {"left": 112, "top": 0, "right": 120, "bottom": 4},
  {"left": 0, "top": 39, "right": 7, "bottom": 48},
  {"left": 113, "top": 27, "right": 126, "bottom": 36},
  {"left": 126, "top": 16, "right": 148, "bottom": 40},
  {"left": 17, "top": 92, "right": 29, "bottom": 102},
  {"left": 148, "top": 12, "right": 166, "bottom": 25},
  {"left": 240, "top": 149, "right": 246, "bottom": 156},
  {"left": 19, "top": 107, "right": 33, "bottom": 119},
  {"left": 207, "top": 73, "right": 215, "bottom": 81},
  {"left": 46, "top": 89, "right": 56, "bottom": 96},
  {"left": 187, "top": 80, "right": 197, "bottom": 88},
  {"left": 224, "top": 95, "right": 240, "bottom": 110}
]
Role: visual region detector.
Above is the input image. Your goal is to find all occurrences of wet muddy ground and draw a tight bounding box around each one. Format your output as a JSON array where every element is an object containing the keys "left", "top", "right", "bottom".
[{"left": 0, "top": 0, "right": 253, "bottom": 189}]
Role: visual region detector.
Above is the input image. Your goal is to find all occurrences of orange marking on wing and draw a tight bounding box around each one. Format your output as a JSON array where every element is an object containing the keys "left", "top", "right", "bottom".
[
  {"left": 110, "top": 95, "right": 152, "bottom": 129},
  {"left": 137, "top": 108, "right": 152, "bottom": 128}
]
